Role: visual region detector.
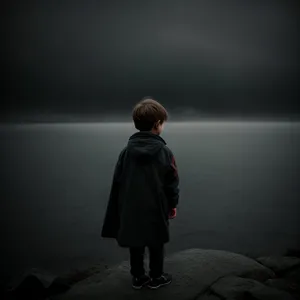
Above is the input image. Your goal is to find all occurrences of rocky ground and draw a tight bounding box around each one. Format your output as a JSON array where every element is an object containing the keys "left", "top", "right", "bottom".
[{"left": 2, "top": 248, "right": 300, "bottom": 300}]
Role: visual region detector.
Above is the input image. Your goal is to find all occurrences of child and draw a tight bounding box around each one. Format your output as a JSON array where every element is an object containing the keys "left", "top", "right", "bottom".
[{"left": 101, "top": 97, "right": 179, "bottom": 290}]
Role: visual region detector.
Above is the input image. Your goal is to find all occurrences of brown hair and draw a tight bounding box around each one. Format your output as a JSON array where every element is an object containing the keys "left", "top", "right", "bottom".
[{"left": 132, "top": 97, "right": 168, "bottom": 131}]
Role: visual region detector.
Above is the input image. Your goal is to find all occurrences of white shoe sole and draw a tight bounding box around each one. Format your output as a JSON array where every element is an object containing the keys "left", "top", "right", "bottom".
[
  {"left": 147, "top": 279, "right": 172, "bottom": 290},
  {"left": 132, "top": 280, "right": 151, "bottom": 290}
]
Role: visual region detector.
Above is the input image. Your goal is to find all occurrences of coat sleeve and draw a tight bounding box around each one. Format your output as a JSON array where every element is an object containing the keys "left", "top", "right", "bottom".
[
  {"left": 101, "top": 147, "right": 126, "bottom": 238},
  {"left": 163, "top": 148, "right": 179, "bottom": 210}
]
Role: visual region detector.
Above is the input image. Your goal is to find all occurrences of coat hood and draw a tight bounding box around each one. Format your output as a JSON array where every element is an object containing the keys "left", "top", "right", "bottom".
[{"left": 127, "top": 131, "right": 166, "bottom": 161}]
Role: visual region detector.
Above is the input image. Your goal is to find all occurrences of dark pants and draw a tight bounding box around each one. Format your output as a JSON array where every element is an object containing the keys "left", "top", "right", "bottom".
[{"left": 129, "top": 244, "right": 164, "bottom": 278}]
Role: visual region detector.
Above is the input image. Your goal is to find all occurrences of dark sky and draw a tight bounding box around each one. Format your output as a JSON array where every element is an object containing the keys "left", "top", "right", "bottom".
[{"left": 2, "top": 0, "right": 300, "bottom": 118}]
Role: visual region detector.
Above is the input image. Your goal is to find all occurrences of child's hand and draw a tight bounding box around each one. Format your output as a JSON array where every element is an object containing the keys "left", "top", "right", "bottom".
[{"left": 169, "top": 208, "right": 177, "bottom": 219}]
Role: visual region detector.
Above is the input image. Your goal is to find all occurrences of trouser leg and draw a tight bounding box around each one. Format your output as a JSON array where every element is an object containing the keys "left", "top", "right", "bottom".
[
  {"left": 148, "top": 244, "right": 164, "bottom": 278},
  {"left": 129, "top": 246, "right": 146, "bottom": 277}
]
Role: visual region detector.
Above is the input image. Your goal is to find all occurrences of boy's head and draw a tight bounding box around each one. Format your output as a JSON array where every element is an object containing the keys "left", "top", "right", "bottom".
[{"left": 132, "top": 97, "right": 168, "bottom": 135}]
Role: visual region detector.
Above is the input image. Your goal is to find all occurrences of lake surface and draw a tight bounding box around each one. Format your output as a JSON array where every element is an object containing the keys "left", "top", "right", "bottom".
[{"left": 1, "top": 121, "right": 299, "bottom": 279}]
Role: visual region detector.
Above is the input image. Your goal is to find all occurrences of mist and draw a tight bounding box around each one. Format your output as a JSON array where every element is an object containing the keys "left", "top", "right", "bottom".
[{"left": 2, "top": 0, "right": 299, "bottom": 119}]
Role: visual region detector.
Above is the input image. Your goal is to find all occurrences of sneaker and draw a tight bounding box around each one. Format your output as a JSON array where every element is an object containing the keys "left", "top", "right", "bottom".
[
  {"left": 132, "top": 274, "right": 151, "bottom": 289},
  {"left": 147, "top": 273, "right": 172, "bottom": 289}
]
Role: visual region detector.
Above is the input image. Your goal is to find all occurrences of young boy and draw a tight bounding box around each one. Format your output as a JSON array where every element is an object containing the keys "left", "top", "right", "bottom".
[{"left": 101, "top": 97, "right": 179, "bottom": 290}]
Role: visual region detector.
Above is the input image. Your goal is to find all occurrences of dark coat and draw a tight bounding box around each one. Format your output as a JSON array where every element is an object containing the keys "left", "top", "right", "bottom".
[{"left": 101, "top": 131, "right": 179, "bottom": 248}]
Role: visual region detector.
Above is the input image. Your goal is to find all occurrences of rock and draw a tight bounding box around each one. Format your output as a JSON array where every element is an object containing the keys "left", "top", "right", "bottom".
[
  {"left": 13, "top": 274, "right": 47, "bottom": 299},
  {"left": 47, "top": 277, "right": 72, "bottom": 296},
  {"left": 196, "top": 292, "right": 222, "bottom": 299},
  {"left": 6, "top": 263, "right": 111, "bottom": 300},
  {"left": 10, "top": 268, "right": 57, "bottom": 291},
  {"left": 52, "top": 248, "right": 275, "bottom": 300},
  {"left": 8, "top": 268, "right": 72, "bottom": 299},
  {"left": 256, "top": 256, "right": 300, "bottom": 274},
  {"left": 284, "top": 266, "right": 300, "bottom": 283},
  {"left": 210, "top": 275, "right": 296, "bottom": 300},
  {"left": 265, "top": 278, "right": 300, "bottom": 296},
  {"left": 61, "top": 263, "right": 112, "bottom": 287},
  {"left": 285, "top": 249, "right": 300, "bottom": 258}
]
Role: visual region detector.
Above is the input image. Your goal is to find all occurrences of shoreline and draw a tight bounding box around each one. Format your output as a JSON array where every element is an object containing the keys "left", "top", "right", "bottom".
[{"left": 1, "top": 113, "right": 300, "bottom": 124}]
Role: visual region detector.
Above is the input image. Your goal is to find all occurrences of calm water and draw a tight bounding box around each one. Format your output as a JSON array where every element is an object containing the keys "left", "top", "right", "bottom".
[{"left": 1, "top": 121, "right": 299, "bottom": 278}]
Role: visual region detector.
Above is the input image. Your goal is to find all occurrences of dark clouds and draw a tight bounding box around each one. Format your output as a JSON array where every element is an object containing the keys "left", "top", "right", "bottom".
[{"left": 2, "top": 0, "right": 300, "bottom": 117}]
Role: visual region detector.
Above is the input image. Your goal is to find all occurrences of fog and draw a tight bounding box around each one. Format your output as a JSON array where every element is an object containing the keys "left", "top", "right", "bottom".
[{"left": 1, "top": 121, "right": 299, "bottom": 281}]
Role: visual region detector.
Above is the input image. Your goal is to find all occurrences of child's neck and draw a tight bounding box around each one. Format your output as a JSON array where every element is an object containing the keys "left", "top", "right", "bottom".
[{"left": 150, "top": 129, "right": 160, "bottom": 135}]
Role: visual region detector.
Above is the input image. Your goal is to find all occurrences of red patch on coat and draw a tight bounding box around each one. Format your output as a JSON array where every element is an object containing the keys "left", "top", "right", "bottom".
[{"left": 171, "top": 155, "right": 178, "bottom": 177}]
